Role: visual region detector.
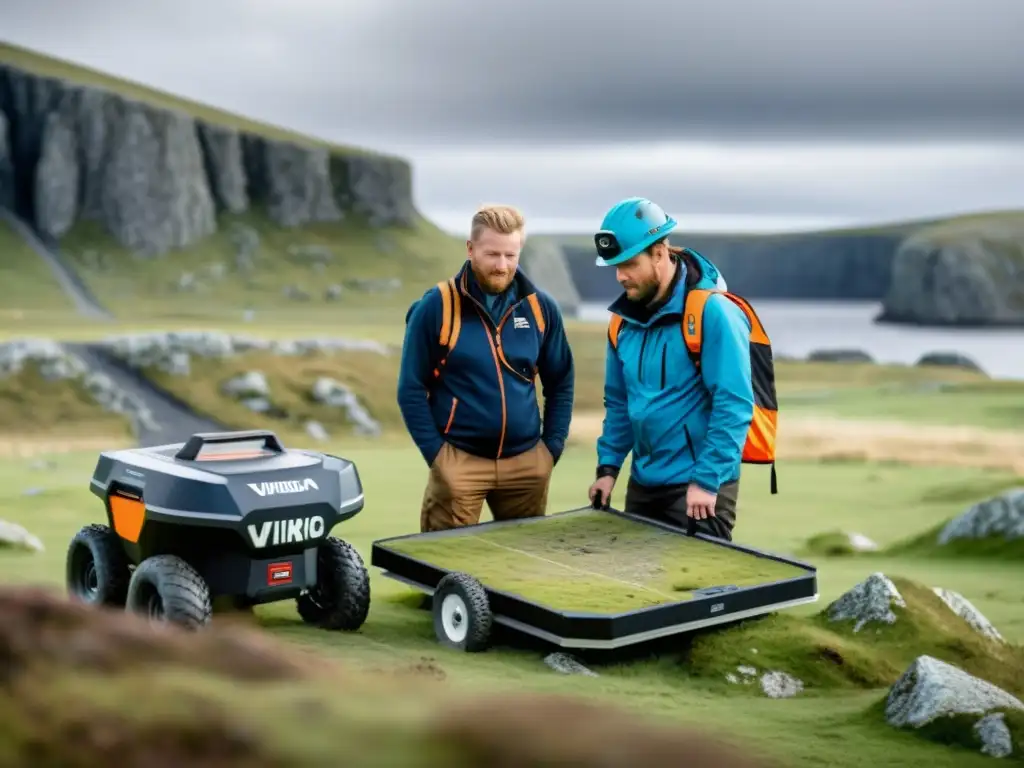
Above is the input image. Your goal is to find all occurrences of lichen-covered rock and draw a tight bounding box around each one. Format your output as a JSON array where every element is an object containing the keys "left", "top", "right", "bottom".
[
  {"left": 196, "top": 122, "right": 248, "bottom": 214},
  {"left": 0, "top": 520, "right": 44, "bottom": 552},
  {"left": 0, "top": 339, "right": 155, "bottom": 436},
  {"left": 885, "top": 655, "right": 1023, "bottom": 730},
  {"left": 34, "top": 110, "right": 79, "bottom": 238},
  {"left": 221, "top": 371, "right": 271, "bottom": 399},
  {"left": 974, "top": 712, "right": 1014, "bottom": 759},
  {"left": 543, "top": 652, "right": 598, "bottom": 677},
  {"left": 826, "top": 572, "right": 906, "bottom": 632},
  {"left": 310, "top": 376, "right": 380, "bottom": 437},
  {"left": 760, "top": 671, "right": 804, "bottom": 699},
  {"left": 937, "top": 490, "right": 1024, "bottom": 545},
  {"left": 932, "top": 587, "right": 1005, "bottom": 643},
  {"left": 881, "top": 221, "right": 1024, "bottom": 326}
]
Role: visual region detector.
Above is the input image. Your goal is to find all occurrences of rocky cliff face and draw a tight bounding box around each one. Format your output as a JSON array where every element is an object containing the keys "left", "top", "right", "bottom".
[
  {"left": 880, "top": 221, "right": 1024, "bottom": 326},
  {"left": 565, "top": 232, "right": 905, "bottom": 302},
  {"left": 0, "top": 63, "right": 416, "bottom": 255}
]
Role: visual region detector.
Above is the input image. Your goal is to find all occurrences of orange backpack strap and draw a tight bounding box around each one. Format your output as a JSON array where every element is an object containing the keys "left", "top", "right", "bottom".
[
  {"left": 525, "top": 293, "right": 547, "bottom": 336},
  {"left": 608, "top": 314, "right": 624, "bottom": 349},
  {"left": 434, "top": 279, "right": 462, "bottom": 380},
  {"left": 681, "top": 289, "right": 714, "bottom": 366}
]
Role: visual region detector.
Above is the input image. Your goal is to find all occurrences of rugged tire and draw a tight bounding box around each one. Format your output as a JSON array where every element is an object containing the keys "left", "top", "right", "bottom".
[
  {"left": 296, "top": 537, "right": 371, "bottom": 631},
  {"left": 432, "top": 572, "right": 492, "bottom": 653},
  {"left": 65, "top": 524, "right": 132, "bottom": 607},
  {"left": 125, "top": 555, "right": 212, "bottom": 630}
]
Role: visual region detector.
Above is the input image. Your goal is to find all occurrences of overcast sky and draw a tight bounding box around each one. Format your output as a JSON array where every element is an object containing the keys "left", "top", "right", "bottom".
[{"left": 4, "top": 0, "right": 1024, "bottom": 234}]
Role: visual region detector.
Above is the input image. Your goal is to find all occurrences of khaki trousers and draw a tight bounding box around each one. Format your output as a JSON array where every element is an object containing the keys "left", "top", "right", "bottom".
[{"left": 419, "top": 441, "right": 554, "bottom": 532}]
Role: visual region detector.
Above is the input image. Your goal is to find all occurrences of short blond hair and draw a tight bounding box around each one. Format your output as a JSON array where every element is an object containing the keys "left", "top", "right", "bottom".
[{"left": 470, "top": 204, "right": 525, "bottom": 241}]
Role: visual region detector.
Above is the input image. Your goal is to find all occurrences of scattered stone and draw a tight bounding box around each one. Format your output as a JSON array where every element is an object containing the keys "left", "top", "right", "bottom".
[
  {"left": 736, "top": 665, "right": 757, "bottom": 677},
  {"left": 240, "top": 397, "right": 272, "bottom": 414},
  {"left": 0, "top": 520, "right": 44, "bottom": 552},
  {"left": 325, "top": 284, "right": 343, "bottom": 301},
  {"left": 206, "top": 262, "right": 226, "bottom": 280},
  {"left": 543, "top": 652, "right": 598, "bottom": 677},
  {"left": 287, "top": 244, "right": 333, "bottom": 264},
  {"left": 915, "top": 351, "right": 986, "bottom": 375},
  {"left": 760, "top": 671, "right": 804, "bottom": 699},
  {"left": 310, "top": 377, "right": 381, "bottom": 437},
  {"left": 847, "top": 532, "right": 879, "bottom": 552},
  {"left": 826, "top": 572, "right": 906, "bottom": 633},
  {"left": 0, "top": 340, "right": 155, "bottom": 437},
  {"left": 344, "top": 277, "right": 402, "bottom": 293},
  {"left": 725, "top": 673, "right": 740, "bottom": 684},
  {"left": 221, "top": 371, "right": 271, "bottom": 399},
  {"left": 937, "top": 489, "right": 1024, "bottom": 545},
  {"left": 931, "top": 587, "right": 1004, "bottom": 643},
  {"left": 283, "top": 285, "right": 311, "bottom": 302},
  {"left": 974, "top": 712, "right": 1014, "bottom": 759},
  {"left": 807, "top": 348, "right": 874, "bottom": 364},
  {"left": 807, "top": 530, "right": 879, "bottom": 555},
  {"left": 174, "top": 272, "right": 197, "bottom": 292},
  {"left": 29, "top": 459, "right": 56, "bottom": 471},
  {"left": 885, "top": 655, "right": 1023, "bottom": 730},
  {"left": 305, "top": 420, "right": 329, "bottom": 441}
]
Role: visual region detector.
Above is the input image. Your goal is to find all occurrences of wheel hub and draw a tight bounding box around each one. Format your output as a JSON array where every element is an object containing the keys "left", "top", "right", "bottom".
[{"left": 440, "top": 594, "right": 469, "bottom": 644}]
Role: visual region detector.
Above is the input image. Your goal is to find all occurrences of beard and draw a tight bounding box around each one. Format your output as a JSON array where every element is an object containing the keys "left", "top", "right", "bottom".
[
  {"left": 482, "top": 271, "right": 514, "bottom": 293},
  {"left": 622, "top": 280, "right": 659, "bottom": 303}
]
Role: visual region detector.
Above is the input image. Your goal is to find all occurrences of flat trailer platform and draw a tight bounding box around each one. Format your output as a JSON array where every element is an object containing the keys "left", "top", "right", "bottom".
[{"left": 371, "top": 506, "right": 818, "bottom": 652}]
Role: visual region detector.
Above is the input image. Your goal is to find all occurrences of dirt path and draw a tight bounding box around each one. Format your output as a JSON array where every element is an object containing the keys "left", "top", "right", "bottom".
[{"left": 567, "top": 412, "right": 1024, "bottom": 474}]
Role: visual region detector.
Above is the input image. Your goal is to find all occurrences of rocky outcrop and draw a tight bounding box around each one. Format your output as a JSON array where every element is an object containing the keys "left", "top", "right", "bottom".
[
  {"left": 884, "top": 655, "right": 1022, "bottom": 758},
  {"left": 521, "top": 237, "right": 581, "bottom": 315},
  {"left": 0, "top": 62, "right": 417, "bottom": 255},
  {"left": 879, "top": 219, "right": 1024, "bottom": 327},
  {"left": 563, "top": 231, "right": 907, "bottom": 302},
  {"left": 0, "top": 520, "right": 44, "bottom": 552},
  {"left": 937, "top": 489, "right": 1024, "bottom": 546},
  {"left": 826, "top": 572, "right": 906, "bottom": 633},
  {"left": 931, "top": 588, "right": 1005, "bottom": 643},
  {"left": 0, "top": 339, "right": 156, "bottom": 435}
]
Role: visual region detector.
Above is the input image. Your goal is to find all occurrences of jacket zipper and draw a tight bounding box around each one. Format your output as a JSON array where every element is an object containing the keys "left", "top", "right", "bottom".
[
  {"left": 660, "top": 344, "right": 667, "bottom": 389},
  {"left": 683, "top": 425, "right": 697, "bottom": 461},
  {"left": 464, "top": 287, "right": 529, "bottom": 460},
  {"left": 637, "top": 328, "right": 649, "bottom": 382},
  {"left": 444, "top": 397, "right": 458, "bottom": 434}
]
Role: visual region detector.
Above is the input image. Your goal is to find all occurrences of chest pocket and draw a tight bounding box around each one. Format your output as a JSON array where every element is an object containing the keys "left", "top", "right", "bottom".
[{"left": 497, "top": 307, "right": 544, "bottom": 382}]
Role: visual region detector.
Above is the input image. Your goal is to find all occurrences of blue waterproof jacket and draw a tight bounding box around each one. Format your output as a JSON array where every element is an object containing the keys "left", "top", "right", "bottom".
[
  {"left": 398, "top": 261, "right": 575, "bottom": 466},
  {"left": 596, "top": 252, "right": 754, "bottom": 492}
]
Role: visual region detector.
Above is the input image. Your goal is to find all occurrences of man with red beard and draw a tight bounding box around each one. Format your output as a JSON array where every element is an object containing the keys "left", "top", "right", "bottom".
[{"left": 398, "top": 204, "right": 575, "bottom": 532}]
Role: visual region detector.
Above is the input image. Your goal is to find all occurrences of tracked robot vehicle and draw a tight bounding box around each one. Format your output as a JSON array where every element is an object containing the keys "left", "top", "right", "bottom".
[{"left": 66, "top": 430, "right": 370, "bottom": 631}]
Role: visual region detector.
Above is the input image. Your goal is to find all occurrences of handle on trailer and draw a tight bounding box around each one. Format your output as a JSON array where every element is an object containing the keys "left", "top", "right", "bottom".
[{"left": 175, "top": 430, "right": 285, "bottom": 461}]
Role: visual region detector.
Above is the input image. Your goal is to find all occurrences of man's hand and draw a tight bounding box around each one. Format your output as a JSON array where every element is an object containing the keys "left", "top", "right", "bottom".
[
  {"left": 686, "top": 484, "right": 718, "bottom": 520},
  {"left": 588, "top": 476, "right": 616, "bottom": 509}
]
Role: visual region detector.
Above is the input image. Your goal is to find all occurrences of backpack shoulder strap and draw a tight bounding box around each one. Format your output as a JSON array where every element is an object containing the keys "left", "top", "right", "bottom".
[
  {"left": 525, "top": 293, "right": 547, "bottom": 337},
  {"left": 436, "top": 278, "right": 462, "bottom": 351},
  {"left": 681, "top": 288, "right": 716, "bottom": 365},
  {"left": 608, "top": 313, "right": 624, "bottom": 350}
]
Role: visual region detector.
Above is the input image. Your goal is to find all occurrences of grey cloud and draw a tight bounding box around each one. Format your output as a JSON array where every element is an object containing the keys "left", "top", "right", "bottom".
[{"left": 3, "top": 0, "right": 1022, "bottom": 146}]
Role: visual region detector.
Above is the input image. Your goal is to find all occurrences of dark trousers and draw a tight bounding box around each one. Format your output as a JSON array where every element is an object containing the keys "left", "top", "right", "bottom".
[{"left": 624, "top": 478, "right": 740, "bottom": 541}]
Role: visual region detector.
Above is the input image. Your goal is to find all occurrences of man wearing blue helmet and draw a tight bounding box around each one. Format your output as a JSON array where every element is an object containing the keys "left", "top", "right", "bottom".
[{"left": 586, "top": 197, "right": 754, "bottom": 541}]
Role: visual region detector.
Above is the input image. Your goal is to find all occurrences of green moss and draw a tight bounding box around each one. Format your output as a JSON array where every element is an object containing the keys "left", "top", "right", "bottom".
[
  {"left": 684, "top": 578, "right": 1024, "bottom": 696},
  {"left": 384, "top": 509, "right": 809, "bottom": 613},
  {"left": 804, "top": 531, "right": 863, "bottom": 557}
]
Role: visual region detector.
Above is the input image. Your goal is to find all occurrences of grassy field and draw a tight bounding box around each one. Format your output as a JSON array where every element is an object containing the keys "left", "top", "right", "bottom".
[{"left": 1, "top": 444, "right": 1022, "bottom": 766}]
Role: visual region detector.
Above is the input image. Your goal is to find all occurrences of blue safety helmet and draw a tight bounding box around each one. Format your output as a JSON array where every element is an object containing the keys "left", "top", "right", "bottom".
[{"left": 594, "top": 197, "right": 678, "bottom": 267}]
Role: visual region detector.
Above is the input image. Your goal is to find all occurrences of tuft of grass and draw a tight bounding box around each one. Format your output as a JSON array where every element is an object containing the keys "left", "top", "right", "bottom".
[
  {"left": 383, "top": 509, "right": 810, "bottom": 613},
  {"left": 684, "top": 578, "right": 1024, "bottom": 697}
]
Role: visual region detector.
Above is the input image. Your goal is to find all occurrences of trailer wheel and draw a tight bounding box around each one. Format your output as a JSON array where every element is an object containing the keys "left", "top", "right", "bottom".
[
  {"left": 297, "top": 537, "right": 371, "bottom": 631},
  {"left": 125, "top": 555, "right": 212, "bottom": 630},
  {"left": 433, "top": 572, "right": 492, "bottom": 652},
  {"left": 66, "top": 524, "right": 132, "bottom": 607}
]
